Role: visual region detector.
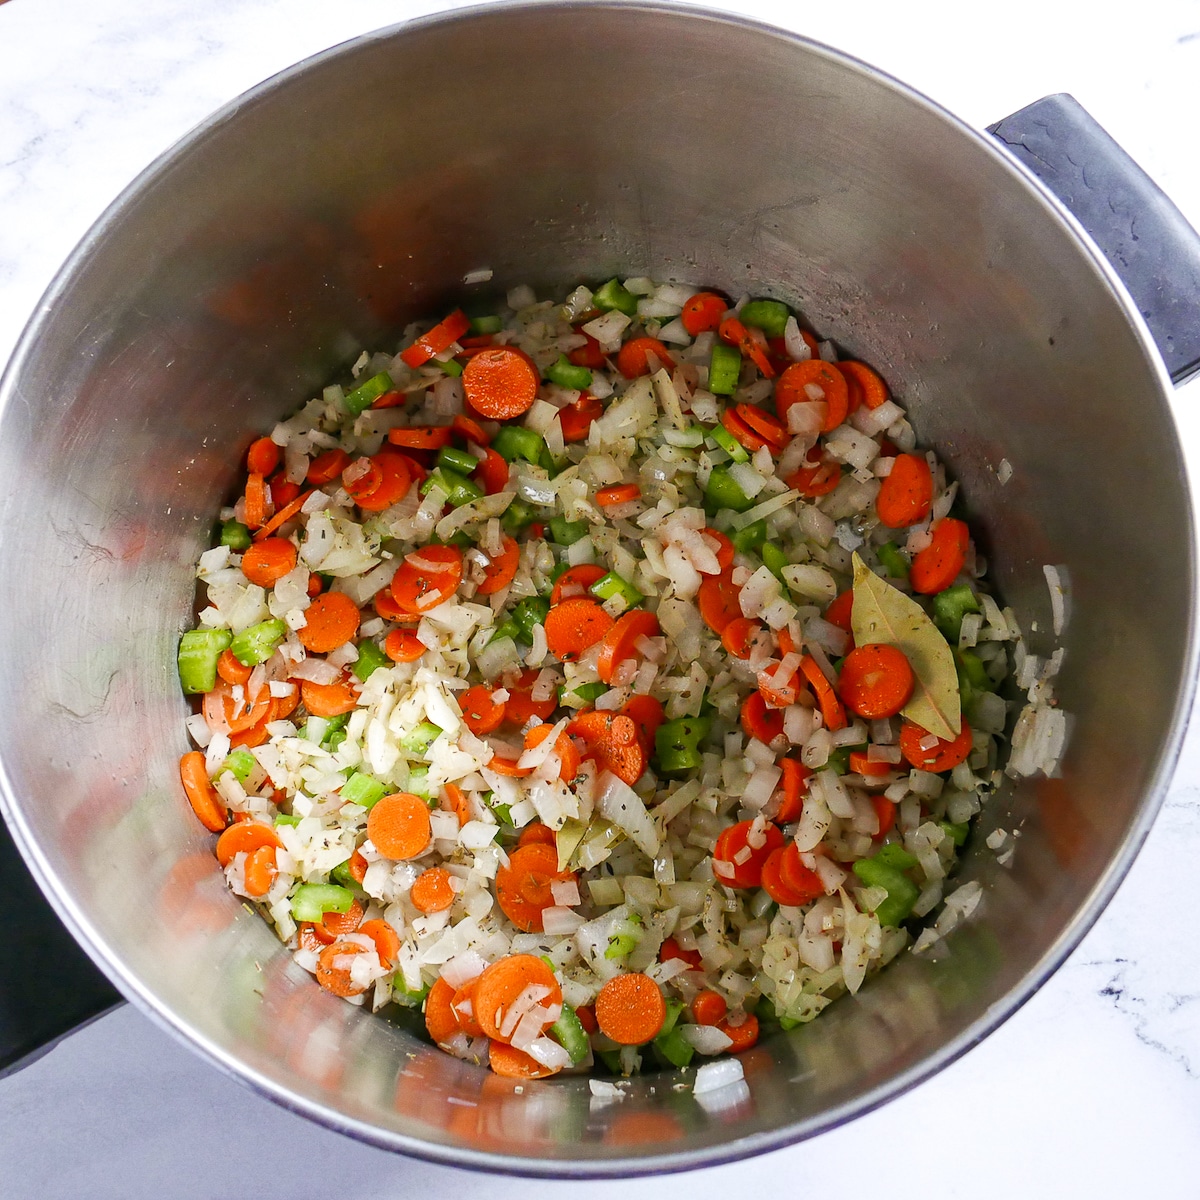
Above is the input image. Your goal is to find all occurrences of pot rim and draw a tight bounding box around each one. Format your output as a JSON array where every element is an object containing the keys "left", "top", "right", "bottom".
[{"left": 1, "top": 0, "right": 1195, "bottom": 1177}]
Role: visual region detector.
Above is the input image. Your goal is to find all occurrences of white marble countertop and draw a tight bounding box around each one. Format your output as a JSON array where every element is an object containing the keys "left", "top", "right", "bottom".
[{"left": 3, "top": 0, "right": 1200, "bottom": 1195}]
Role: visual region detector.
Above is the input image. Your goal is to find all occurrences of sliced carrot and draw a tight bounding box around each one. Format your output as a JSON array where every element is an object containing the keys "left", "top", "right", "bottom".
[
  {"left": 442, "top": 781, "right": 472, "bottom": 827},
  {"left": 704, "top": 527, "right": 735, "bottom": 571},
  {"left": 400, "top": 308, "right": 470, "bottom": 368},
  {"left": 298, "top": 591, "right": 361, "bottom": 653},
  {"left": 575, "top": 1004, "right": 598, "bottom": 1034},
  {"left": 384, "top": 628, "right": 426, "bottom": 663},
  {"left": 740, "top": 691, "right": 784, "bottom": 744},
  {"left": 217, "top": 647, "right": 253, "bottom": 686},
  {"left": 838, "top": 360, "right": 889, "bottom": 410},
  {"left": 899, "top": 719, "right": 973, "bottom": 773},
  {"left": 567, "top": 711, "right": 645, "bottom": 784},
  {"left": 240, "top": 537, "right": 298, "bottom": 588},
  {"left": 425, "top": 976, "right": 462, "bottom": 1045},
  {"left": 387, "top": 425, "right": 453, "bottom": 451},
  {"left": 488, "top": 1040, "right": 559, "bottom": 1079},
  {"left": 799, "top": 655, "right": 847, "bottom": 732},
  {"left": 558, "top": 392, "right": 604, "bottom": 442},
  {"left": 722, "top": 616, "right": 763, "bottom": 659},
  {"left": 472, "top": 446, "right": 510, "bottom": 495},
  {"left": 761, "top": 845, "right": 816, "bottom": 906},
  {"left": 697, "top": 571, "right": 742, "bottom": 635},
  {"left": 318, "top": 896, "right": 364, "bottom": 937},
  {"left": 596, "top": 483, "right": 641, "bottom": 507},
  {"left": 359, "top": 918, "right": 400, "bottom": 968},
  {"left": 735, "top": 403, "right": 789, "bottom": 450},
  {"left": 348, "top": 849, "right": 368, "bottom": 883},
  {"left": 777, "top": 842, "right": 825, "bottom": 904},
  {"left": 838, "top": 643, "right": 914, "bottom": 719},
  {"left": 595, "top": 972, "right": 667, "bottom": 1045},
  {"left": 315, "top": 941, "right": 369, "bottom": 997},
  {"left": 355, "top": 451, "right": 413, "bottom": 512},
  {"left": 373, "top": 586, "right": 411, "bottom": 622},
  {"left": 477, "top": 536, "right": 520, "bottom": 596},
  {"left": 872, "top": 795, "right": 897, "bottom": 839},
  {"left": 659, "top": 937, "right": 702, "bottom": 968},
  {"left": 246, "top": 436, "right": 281, "bottom": 476},
  {"left": 243, "top": 472, "right": 271, "bottom": 529},
  {"left": 824, "top": 588, "right": 855, "bottom": 635},
  {"left": 786, "top": 457, "right": 842, "bottom": 498},
  {"left": 300, "top": 675, "right": 359, "bottom": 717},
  {"left": 518, "top": 822, "right": 558, "bottom": 848},
  {"left": 203, "top": 676, "right": 273, "bottom": 735},
  {"left": 719, "top": 316, "right": 775, "bottom": 378},
  {"left": 850, "top": 750, "right": 895, "bottom": 778},
  {"left": 270, "top": 475, "right": 300, "bottom": 509},
  {"left": 411, "top": 866, "right": 455, "bottom": 914},
  {"left": 775, "top": 359, "right": 848, "bottom": 432},
  {"left": 680, "top": 291, "right": 728, "bottom": 336},
  {"left": 391, "top": 544, "right": 463, "bottom": 615},
  {"left": 367, "top": 792, "right": 432, "bottom": 860},
  {"left": 495, "top": 844, "right": 575, "bottom": 933},
  {"left": 544, "top": 598, "right": 615, "bottom": 662},
  {"left": 307, "top": 448, "right": 351, "bottom": 486},
  {"left": 215, "top": 821, "right": 282, "bottom": 867},
  {"left": 459, "top": 685, "right": 506, "bottom": 736},
  {"left": 179, "top": 751, "right": 227, "bottom": 832},
  {"left": 451, "top": 977, "right": 485, "bottom": 1038},
  {"left": 569, "top": 329, "right": 607, "bottom": 368},
  {"left": 774, "top": 757, "right": 812, "bottom": 824},
  {"left": 307, "top": 573, "right": 323, "bottom": 598},
  {"left": 758, "top": 659, "right": 802, "bottom": 708},
  {"left": 523, "top": 724, "right": 581, "bottom": 783},
  {"left": 876, "top": 453, "right": 933, "bottom": 529},
  {"left": 550, "top": 564, "right": 606, "bottom": 606},
  {"left": 721, "top": 406, "right": 771, "bottom": 453},
  {"left": 462, "top": 347, "right": 540, "bottom": 420},
  {"left": 451, "top": 413, "right": 491, "bottom": 447},
  {"left": 622, "top": 694, "right": 665, "bottom": 752},
  {"left": 474, "top": 954, "right": 562, "bottom": 1041},
  {"left": 253, "top": 488, "right": 314, "bottom": 541},
  {"left": 488, "top": 754, "right": 534, "bottom": 779},
  {"left": 718, "top": 1012, "right": 760, "bottom": 1053},
  {"left": 691, "top": 989, "right": 727, "bottom": 1026},
  {"left": 342, "top": 456, "right": 383, "bottom": 502},
  {"left": 911, "top": 517, "right": 969, "bottom": 595},
  {"left": 714, "top": 821, "right": 785, "bottom": 889},
  {"left": 615, "top": 337, "right": 674, "bottom": 380},
  {"left": 502, "top": 669, "right": 557, "bottom": 723},
  {"left": 299, "top": 921, "right": 331, "bottom": 953},
  {"left": 596, "top": 609, "right": 661, "bottom": 684}
]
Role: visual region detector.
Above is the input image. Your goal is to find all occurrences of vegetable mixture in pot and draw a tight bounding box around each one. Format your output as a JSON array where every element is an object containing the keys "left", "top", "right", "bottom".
[{"left": 177, "top": 277, "right": 1033, "bottom": 1081}]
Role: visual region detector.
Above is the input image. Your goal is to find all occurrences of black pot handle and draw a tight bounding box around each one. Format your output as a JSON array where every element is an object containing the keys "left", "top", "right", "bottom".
[
  {"left": 989, "top": 93, "right": 1200, "bottom": 386},
  {"left": 0, "top": 816, "right": 122, "bottom": 1077}
]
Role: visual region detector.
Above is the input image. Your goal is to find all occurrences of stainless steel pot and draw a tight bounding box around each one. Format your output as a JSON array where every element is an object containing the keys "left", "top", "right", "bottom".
[{"left": 2, "top": 0, "right": 1197, "bottom": 1175}]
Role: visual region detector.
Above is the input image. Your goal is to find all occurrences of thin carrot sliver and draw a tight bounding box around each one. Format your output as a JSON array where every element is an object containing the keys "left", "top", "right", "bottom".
[
  {"left": 243, "top": 472, "right": 271, "bottom": 529},
  {"left": 253, "top": 488, "right": 315, "bottom": 541},
  {"left": 242, "top": 843, "right": 277, "bottom": 897},
  {"left": 596, "top": 483, "right": 641, "bottom": 507},
  {"left": 246, "top": 436, "right": 280, "bottom": 476},
  {"left": 488, "top": 1040, "right": 559, "bottom": 1079},
  {"left": 424, "top": 976, "right": 462, "bottom": 1045},
  {"left": 798, "top": 655, "right": 847, "bottom": 732},
  {"left": 359, "top": 918, "right": 400, "bottom": 968},
  {"left": 911, "top": 517, "right": 969, "bottom": 595},
  {"left": 179, "top": 751, "right": 227, "bottom": 832}
]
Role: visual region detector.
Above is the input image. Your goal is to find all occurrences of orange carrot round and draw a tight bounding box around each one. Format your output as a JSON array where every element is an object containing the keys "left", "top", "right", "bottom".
[
  {"left": 384, "top": 628, "right": 426, "bottom": 663},
  {"left": 850, "top": 750, "right": 894, "bottom": 778},
  {"left": 387, "top": 425, "right": 453, "bottom": 451},
  {"left": 615, "top": 337, "right": 674, "bottom": 380},
  {"left": 824, "top": 588, "right": 855, "bottom": 634},
  {"left": 203, "top": 677, "right": 273, "bottom": 735},
  {"left": 787, "top": 457, "right": 842, "bottom": 498},
  {"left": 622, "top": 693, "right": 665, "bottom": 752},
  {"left": 680, "top": 291, "right": 728, "bottom": 335},
  {"left": 544, "top": 597, "right": 615, "bottom": 662},
  {"left": 691, "top": 989, "right": 727, "bottom": 1026},
  {"left": 721, "top": 406, "right": 771, "bottom": 453},
  {"left": 246, "top": 436, "right": 281, "bottom": 476},
  {"left": 569, "top": 330, "right": 606, "bottom": 368},
  {"left": 558, "top": 392, "right": 604, "bottom": 443},
  {"left": 594, "top": 972, "right": 667, "bottom": 1045},
  {"left": 838, "top": 643, "right": 915, "bottom": 719},
  {"left": 488, "top": 754, "right": 534, "bottom": 779},
  {"left": 838, "top": 360, "right": 889, "bottom": 409},
  {"left": 596, "top": 483, "right": 641, "bottom": 507},
  {"left": 488, "top": 1040, "right": 559, "bottom": 1079},
  {"left": 355, "top": 451, "right": 414, "bottom": 512},
  {"left": 215, "top": 820, "right": 281, "bottom": 867},
  {"left": 697, "top": 571, "right": 743, "bottom": 635},
  {"left": 567, "top": 710, "right": 645, "bottom": 784},
  {"left": 179, "top": 751, "right": 227, "bottom": 832},
  {"left": 777, "top": 842, "right": 824, "bottom": 905},
  {"left": 722, "top": 615, "right": 763, "bottom": 660},
  {"left": 774, "top": 757, "right": 811, "bottom": 824},
  {"left": 367, "top": 792, "right": 432, "bottom": 860},
  {"left": 550, "top": 564, "right": 606, "bottom": 606},
  {"left": 775, "top": 359, "right": 848, "bottom": 432},
  {"left": 359, "top": 918, "right": 400, "bottom": 968},
  {"left": 899, "top": 719, "right": 973, "bottom": 773},
  {"left": 740, "top": 691, "right": 784, "bottom": 744},
  {"left": 718, "top": 1012, "right": 760, "bottom": 1053},
  {"left": 411, "top": 866, "right": 455, "bottom": 914},
  {"left": 704, "top": 527, "right": 735, "bottom": 571},
  {"left": 315, "top": 941, "right": 369, "bottom": 997},
  {"left": 761, "top": 845, "right": 814, "bottom": 906},
  {"left": 735, "top": 403, "right": 789, "bottom": 449},
  {"left": 473, "top": 446, "right": 510, "bottom": 494},
  {"left": 473, "top": 954, "right": 562, "bottom": 1042},
  {"left": 462, "top": 347, "right": 540, "bottom": 419},
  {"left": 495, "top": 844, "right": 574, "bottom": 933},
  {"left": 460, "top": 685, "right": 506, "bottom": 735},
  {"left": 298, "top": 591, "right": 361, "bottom": 653},
  {"left": 451, "top": 977, "right": 485, "bottom": 1037},
  {"left": 391, "top": 544, "right": 463, "bottom": 615},
  {"left": 517, "top": 822, "right": 557, "bottom": 848},
  {"left": 477, "top": 536, "right": 520, "bottom": 596},
  {"left": 502, "top": 669, "right": 557, "bottom": 723},
  {"left": 317, "top": 896, "right": 364, "bottom": 938},
  {"left": 452, "top": 413, "right": 491, "bottom": 446},
  {"left": 425, "top": 975, "right": 462, "bottom": 1045},
  {"left": 299, "top": 675, "right": 359, "bottom": 718},
  {"left": 798, "top": 655, "right": 848, "bottom": 732},
  {"left": 523, "top": 723, "right": 582, "bottom": 783},
  {"left": 240, "top": 537, "right": 298, "bottom": 588},
  {"left": 307, "top": 448, "right": 350, "bottom": 485},
  {"left": 876, "top": 453, "right": 933, "bottom": 529},
  {"left": 713, "top": 820, "right": 784, "bottom": 889},
  {"left": 596, "top": 609, "right": 660, "bottom": 684},
  {"left": 217, "top": 647, "right": 252, "bottom": 686},
  {"left": 911, "top": 517, "right": 969, "bottom": 594}
]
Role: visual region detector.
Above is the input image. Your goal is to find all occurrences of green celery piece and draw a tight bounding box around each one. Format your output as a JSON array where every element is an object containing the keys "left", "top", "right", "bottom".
[
  {"left": 483, "top": 790, "right": 513, "bottom": 826},
  {"left": 423, "top": 467, "right": 483, "bottom": 508},
  {"left": 604, "top": 916, "right": 643, "bottom": 960},
  {"left": 274, "top": 813, "right": 301, "bottom": 828},
  {"left": 503, "top": 498, "right": 536, "bottom": 535},
  {"left": 492, "top": 426, "right": 546, "bottom": 465},
  {"left": 940, "top": 820, "right": 970, "bottom": 847},
  {"left": 597, "top": 1049, "right": 625, "bottom": 1075},
  {"left": 341, "top": 771, "right": 387, "bottom": 809},
  {"left": 594, "top": 278, "right": 638, "bottom": 316},
  {"left": 654, "top": 716, "right": 710, "bottom": 775},
  {"left": 708, "top": 343, "right": 742, "bottom": 395},
  {"left": 178, "top": 628, "right": 232, "bottom": 694},
  {"left": 513, "top": 596, "right": 551, "bottom": 643},
  {"left": 877, "top": 542, "right": 909, "bottom": 580},
  {"left": 738, "top": 299, "right": 790, "bottom": 338},
  {"left": 546, "top": 354, "right": 593, "bottom": 391},
  {"left": 488, "top": 618, "right": 521, "bottom": 646},
  {"left": 761, "top": 542, "right": 788, "bottom": 582},
  {"left": 710, "top": 423, "right": 750, "bottom": 462},
  {"left": 469, "top": 314, "right": 502, "bottom": 335},
  {"left": 570, "top": 682, "right": 609, "bottom": 703},
  {"left": 653, "top": 1024, "right": 695, "bottom": 1068},
  {"left": 330, "top": 859, "right": 360, "bottom": 889},
  {"left": 436, "top": 357, "right": 464, "bottom": 378},
  {"left": 392, "top": 975, "right": 431, "bottom": 1007},
  {"left": 229, "top": 618, "right": 287, "bottom": 667},
  {"left": 326, "top": 729, "right": 348, "bottom": 753},
  {"left": 407, "top": 766, "right": 433, "bottom": 800},
  {"left": 437, "top": 445, "right": 479, "bottom": 475},
  {"left": 730, "top": 519, "right": 766, "bottom": 554},
  {"left": 220, "top": 748, "right": 258, "bottom": 784},
  {"left": 589, "top": 571, "right": 643, "bottom": 609},
  {"left": 549, "top": 516, "right": 589, "bottom": 545},
  {"left": 704, "top": 465, "right": 753, "bottom": 514},
  {"left": 352, "top": 639, "right": 389, "bottom": 682},
  {"left": 852, "top": 857, "right": 920, "bottom": 926},
  {"left": 824, "top": 746, "right": 854, "bottom": 775},
  {"left": 551, "top": 1004, "right": 591, "bottom": 1064},
  {"left": 401, "top": 721, "right": 442, "bottom": 756},
  {"left": 874, "top": 842, "right": 919, "bottom": 870},
  {"left": 344, "top": 371, "right": 394, "bottom": 416},
  {"left": 933, "top": 583, "right": 981, "bottom": 643},
  {"left": 659, "top": 998, "right": 684, "bottom": 1037},
  {"left": 220, "top": 520, "right": 252, "bottom": 551},
  {"left": 290, "top": 883, "right": 355, "bottom": 923}
]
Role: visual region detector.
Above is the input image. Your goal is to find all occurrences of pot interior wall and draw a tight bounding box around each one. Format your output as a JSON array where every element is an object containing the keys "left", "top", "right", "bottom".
[{"left": 0, "top": 3, "right": 1189, "bottom": 1171}]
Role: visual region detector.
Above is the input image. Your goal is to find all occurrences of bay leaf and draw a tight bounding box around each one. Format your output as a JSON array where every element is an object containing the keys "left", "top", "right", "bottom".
[
  {"left": 555, "top": 817, "right": 590, "bottom": 873},
  {"left": 850, "top": 552, "right": 961, "bottom": 740}
]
